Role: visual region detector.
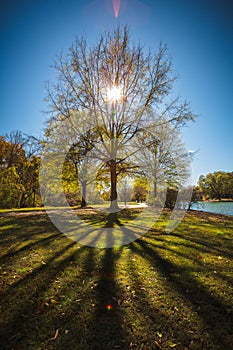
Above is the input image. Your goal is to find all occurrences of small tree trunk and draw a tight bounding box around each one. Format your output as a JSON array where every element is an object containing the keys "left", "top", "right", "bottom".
[
  {"left": 81, "top": 181, "right": 87, "bottom": 208},
  {"left": 19, "top": 192, "right": 25, "bottom": 208},
  {"left": 110, "top": 160, "right": 119, "bottom": 211},
  {"left": 32, "top": 189, "right": 36, "bottom": 207},
  {"left": 153, "top": 180, "right": 157, "bottom": 198},
  {"left": 153, "top": 180, "right": 157, "bottom": 205}
]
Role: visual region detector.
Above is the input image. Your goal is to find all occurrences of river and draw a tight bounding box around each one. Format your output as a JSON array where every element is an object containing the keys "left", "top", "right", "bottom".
[{"left": 190, "top": 201, "right": 233, "bottom": 216}]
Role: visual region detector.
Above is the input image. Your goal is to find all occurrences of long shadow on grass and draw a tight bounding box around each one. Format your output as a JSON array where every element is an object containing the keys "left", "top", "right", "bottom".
[
  {"left": 143, "top": 235, "right": 233, "bottom": 288},
  {"left": 170, "top": 231, "right": 233, "bottom": 259},
  {"left": 125, "top": 253, "right": 196, "bottom": 348},
  {"left": 130, "top": 237, "right": 233, "bottom": 349},
  {"left": 0, "top": 232, "right": 62, "bottom": 263},
  {"left": 88, "top": 248, "right": 130, "bottom": 350},
  {"left": 0, "top": 213, "right": 55, "bottom": 244},
  {"left": 60, "top": 210, "right": 135, "bottom": 348},
  {"left": 0, "top": 237, "right": 85, "bottom": 349},
  {"left": 0, "top": 212, "right": 131, "bottom": 349},
  {"left": 1, "top": 210, "right": 232, "bottom": 349}
]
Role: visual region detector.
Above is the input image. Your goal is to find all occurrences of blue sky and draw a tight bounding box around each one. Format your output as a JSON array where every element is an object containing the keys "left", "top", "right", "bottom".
[{"left": 0, "top": 0, "right": 232, "bottom": 184}]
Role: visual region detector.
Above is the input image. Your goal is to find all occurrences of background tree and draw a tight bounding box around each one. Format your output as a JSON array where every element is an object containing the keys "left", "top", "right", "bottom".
[
  {"left": 134, "top": 122, "right": 191, "bottom": 205},
  {"left": 0, "top": 131, "right": 41, "bottom": 208},
  {"left": 45, "top": 26, "right": 195, "bottom": 212},
  {"left": 43, "top": 113, "right": 99, "bottom": 207},
  {"left": 198, "top": 171, "right": 233, "bottom": 200},
  {"left": 132, "top": 176, "right": 148, "bottom": 202}
]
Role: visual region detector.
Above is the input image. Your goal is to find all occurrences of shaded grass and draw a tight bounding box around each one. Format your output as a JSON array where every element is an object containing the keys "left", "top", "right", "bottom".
[{"left": 0, "top": 209, "right": 233, "bottom": 349}]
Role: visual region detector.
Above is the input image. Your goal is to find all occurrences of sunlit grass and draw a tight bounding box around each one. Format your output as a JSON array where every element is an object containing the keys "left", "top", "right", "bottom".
[{"left": 0, "top": 209, "right": 232, "bottom": 349}]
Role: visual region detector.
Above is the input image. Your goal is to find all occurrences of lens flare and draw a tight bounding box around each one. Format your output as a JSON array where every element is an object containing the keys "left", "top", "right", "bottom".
[
  {"left": 106, "top": 304, "right": 113, "bottom": 310},
  {"left": 113, "top": 0, "right": 120, "bottom": 18}
]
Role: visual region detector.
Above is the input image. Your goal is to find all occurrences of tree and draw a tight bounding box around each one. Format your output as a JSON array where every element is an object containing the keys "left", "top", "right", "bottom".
[
  {"left": 134, "top": 122, "right": 191, "bottom": 205},
  {"left": 198, "top": 171, "right": 233, "bottom": 200},
  {"left": 66, "top": 128, "right": 99, "bottom": 207},
  {"left": 0, "top": 131, "right": 41, "bottom": 208},
  {"left": 18, "top": 155, "right": 41, "bottom": 207},
  {"left": 0, "top": 167, "right": 24, "bottom": 208},
  {"left": 0, "top": 131, "right": 26, "bottom": 169},
  {"left": 132, "top": 176, "right": 148, "bottom": 202},
  {"left": 45, "top": 26, "right": 195, "bottom": 212},
  {"left": 43, "top": 113, "right": 99, "bottom": 207}
]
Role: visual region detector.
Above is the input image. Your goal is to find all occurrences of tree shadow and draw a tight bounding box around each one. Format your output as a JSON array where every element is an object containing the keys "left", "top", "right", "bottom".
[
  {"left": 130, "top": 237, "right": 233, "bottom": 349},
  {"left": 87, "top": 248, "right": 131, "bottom": 349},
  {"left": 1, "top": 210, "right": 233, "bottom": 349}
]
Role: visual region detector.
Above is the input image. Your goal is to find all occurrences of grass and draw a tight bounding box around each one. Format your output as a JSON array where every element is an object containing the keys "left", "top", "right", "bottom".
[{"left": 0, "top": 208, "right": 233, "bottom": 349}]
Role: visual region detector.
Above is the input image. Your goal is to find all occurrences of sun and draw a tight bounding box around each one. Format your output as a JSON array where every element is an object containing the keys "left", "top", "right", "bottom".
[{"left": 107, "top": 86, "right": 122, "bottom": 102}]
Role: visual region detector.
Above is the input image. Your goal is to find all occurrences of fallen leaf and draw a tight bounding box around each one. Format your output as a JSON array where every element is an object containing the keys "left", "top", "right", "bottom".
[
  {"left": 49, "top": 329, "right": 59, "bottom": 341},
  {"left": 167, "top": 340, "right": 177, "bottom": 348},
  {"left": 156, "top": 331, "right": 163, "bottom": 338},
  {"left": 154, "top": 340, "right": 162, "bottom": 349},
  {"left": 50, "top": 298, "right": 57, "bottom": 304}
]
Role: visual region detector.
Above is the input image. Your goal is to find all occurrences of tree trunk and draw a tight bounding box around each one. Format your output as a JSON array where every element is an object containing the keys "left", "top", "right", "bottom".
[
  {"left": 153, "top": 179, "right": 157, "bottom": 205},
  {"left": 19, "top": 192, "right": 26, "bottom": 208},
  {"left": 153, "top": 180, "right": 157, "bottom": 198},
  {"left": 81, "top": 181, "right": 87, "bottom": 208},
  {"left": 110, "top": 160, "right": 119, "bottom": 211},
  {"left": 32, "top": 189, "right": 36, "bottom": 207}
]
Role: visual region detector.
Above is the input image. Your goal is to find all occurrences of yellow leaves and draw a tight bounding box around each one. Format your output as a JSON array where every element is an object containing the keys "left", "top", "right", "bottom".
[
  {"left": 50, "top": 298, "right": 58, "bottom": 304},
  {"left": 167, "top": 340, "right": 178, "bottom": 348},
  {"left": 155, "top": 333, "right": 178, "bottom": 349}
]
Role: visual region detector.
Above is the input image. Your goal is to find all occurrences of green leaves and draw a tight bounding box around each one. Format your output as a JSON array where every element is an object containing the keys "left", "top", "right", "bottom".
[{"left": 198, "top": 171, "right": 233, "bottom": 200}]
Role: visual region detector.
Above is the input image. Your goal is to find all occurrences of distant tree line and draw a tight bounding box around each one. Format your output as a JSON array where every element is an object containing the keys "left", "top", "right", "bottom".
[
  {"left": 197, "top": 171, "right": 233, "bottom": 201},
  {"left": 2, "top": 131, "right": 231, "bottom": 209}
]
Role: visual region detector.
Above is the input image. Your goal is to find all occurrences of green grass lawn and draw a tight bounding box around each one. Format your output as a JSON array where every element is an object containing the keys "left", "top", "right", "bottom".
[{"left": 0, "top": 208, "right": 233, "bottom": 349}]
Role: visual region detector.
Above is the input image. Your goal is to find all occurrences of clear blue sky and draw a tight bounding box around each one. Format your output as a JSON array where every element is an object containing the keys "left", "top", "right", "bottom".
[{"left": 0, "top": 0, "right": 232, "bottom": 184}]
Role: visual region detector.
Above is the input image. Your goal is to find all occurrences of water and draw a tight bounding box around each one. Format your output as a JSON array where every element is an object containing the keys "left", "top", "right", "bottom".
[{"left": 190, "top": 201, "right": 233, "bottom": 216}]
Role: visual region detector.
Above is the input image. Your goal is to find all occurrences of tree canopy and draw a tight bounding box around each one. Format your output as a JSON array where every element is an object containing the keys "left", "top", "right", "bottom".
[
  {"left": 0, "top": 132, "right": 41, "bottom": 208},
  {"left": 198, "top": 171, "right": 233, "bottom": 200}
]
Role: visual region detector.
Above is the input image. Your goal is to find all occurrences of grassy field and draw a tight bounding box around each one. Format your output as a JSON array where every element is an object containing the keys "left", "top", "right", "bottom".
[{"left": 0, "top": 208, "right": 233, "bottom": 349}]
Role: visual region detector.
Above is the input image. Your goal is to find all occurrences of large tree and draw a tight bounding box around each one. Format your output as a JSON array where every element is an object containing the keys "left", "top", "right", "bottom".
[{"left": 45, "top": 26, "right": 194, "bottom": 211}]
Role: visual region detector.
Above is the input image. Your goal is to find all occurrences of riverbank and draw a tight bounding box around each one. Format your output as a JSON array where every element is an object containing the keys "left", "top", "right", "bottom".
[{"left": 201, "top": 199, "right": 233, "bottom": 202}]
